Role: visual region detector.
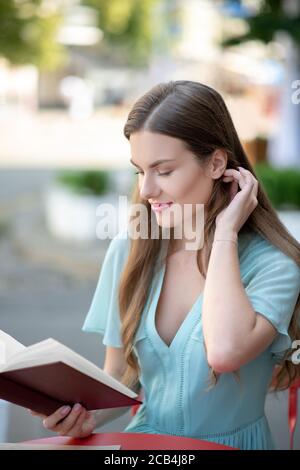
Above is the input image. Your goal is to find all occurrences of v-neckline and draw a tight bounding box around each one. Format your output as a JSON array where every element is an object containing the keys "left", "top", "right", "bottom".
[
  {"left": 151, "top": 260, "right": 204, "bottom": 352},
  {"left": 149, "top": 230, "right": 248, "bottom": 353}
]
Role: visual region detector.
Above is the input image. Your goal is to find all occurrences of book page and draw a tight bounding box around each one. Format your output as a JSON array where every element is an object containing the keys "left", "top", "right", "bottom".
[
  {"left": 1, "top": 338, "right": 137, "bottom": 399},
  {"left": 2, "top": 338, "right": 59, "bottom": 364},
  {"left": 0, "top": 443, "right": 121, "bottom": 450},
  {"left": 0, "top": 330, "right": 26, "bottom": 365}
]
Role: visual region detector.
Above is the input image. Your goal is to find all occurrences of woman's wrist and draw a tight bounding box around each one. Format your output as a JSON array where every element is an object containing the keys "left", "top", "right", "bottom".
[{"left": 214, "top": 226, "right": 238, "bottom": 244}]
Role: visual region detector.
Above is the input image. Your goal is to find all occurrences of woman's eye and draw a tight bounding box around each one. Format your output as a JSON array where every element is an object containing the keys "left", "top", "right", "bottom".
[{"left": 134, "top": 171, "right": 172, "bottom": 176}]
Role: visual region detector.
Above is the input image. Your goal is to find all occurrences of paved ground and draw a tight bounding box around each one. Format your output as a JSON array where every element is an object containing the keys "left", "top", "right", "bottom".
[
  {"left": 0, "top": 169, "right": 132, "bottom": 442},
  {"left": 0, "top": 169, "right": 299, "bottom": 448}
]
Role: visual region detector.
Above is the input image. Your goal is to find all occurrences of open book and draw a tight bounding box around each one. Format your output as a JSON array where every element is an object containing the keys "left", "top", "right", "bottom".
[
  {"left": 0, "top": 444, "right": 122, "bottom": 450},
  {"left": 0, "top": 330, "right": 142, "bottom": 416}
]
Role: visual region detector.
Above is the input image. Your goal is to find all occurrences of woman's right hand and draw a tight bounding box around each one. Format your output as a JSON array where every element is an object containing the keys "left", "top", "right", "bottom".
[{"left": 28, "top": 404, "right": 97, "bottom": 438}]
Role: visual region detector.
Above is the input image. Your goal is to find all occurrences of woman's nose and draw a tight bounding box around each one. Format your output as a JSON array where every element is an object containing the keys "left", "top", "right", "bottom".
[{"left": 139, "top": 175, "right": 160, "bottom": 200}]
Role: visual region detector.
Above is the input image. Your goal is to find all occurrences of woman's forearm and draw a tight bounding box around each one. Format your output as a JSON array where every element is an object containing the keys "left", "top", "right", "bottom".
[{"left": 202, "top": 228, "right": 257, "bottom": 363}]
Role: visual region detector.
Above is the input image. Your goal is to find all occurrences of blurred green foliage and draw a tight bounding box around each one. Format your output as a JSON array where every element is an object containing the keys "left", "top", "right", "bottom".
[
  {"left": 57, "top": 170, "right": 111, "bottom": 196},
  {"left": 221, "top": 0, "right": 300, "bottom": 47},
  {"left": 83, "top": 0, "right": 169, "bottom": 66},
  {"left": 0, "top": 0, "right": 65, "bottom": 69},
  {"left": 255, "top": 163, "right": 300, "bottom": 209},
  {"left": 0, "top": 218, "right": 9, "bottom": 238},
  {"left": 0, "top": 0, "right": 181, "bottom": 69}
]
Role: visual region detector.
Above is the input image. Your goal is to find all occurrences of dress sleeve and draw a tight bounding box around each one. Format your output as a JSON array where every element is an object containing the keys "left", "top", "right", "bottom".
[
  {"left": 82, "top": 230, "right": 130, "bottom": 348},
  {"left": 244, "top": 242, "right": 300, "bottom": 363}
]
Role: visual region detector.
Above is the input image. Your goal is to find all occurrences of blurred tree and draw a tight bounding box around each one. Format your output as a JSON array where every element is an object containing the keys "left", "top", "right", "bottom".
[
  {"left": 219, "top": 0, "right": 300, "bottom": 168},
  {"left": 0, "top": 0, "right": 65, "bottom": 70},
  {"left": 83, "top": 0, "right": 163, "bottom": 66},
  {"left": 220, "top": 0, "right": 300, "bottom": 47}
]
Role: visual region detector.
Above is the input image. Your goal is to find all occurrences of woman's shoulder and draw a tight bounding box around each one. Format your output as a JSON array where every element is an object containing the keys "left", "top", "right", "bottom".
[
  {"left": 106, "top": 228, "right": 131, "bottom": 257},
  {"left": 97, "top": 228, "right": 131, "bottom": 277},
  {"left": 238, "top": 228, "right": 300, "bottom": 276}
]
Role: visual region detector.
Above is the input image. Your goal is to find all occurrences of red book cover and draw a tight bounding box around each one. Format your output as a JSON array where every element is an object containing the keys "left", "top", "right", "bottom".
[{"left": 0, "top": 331, "right": 142, "bottom": 416}]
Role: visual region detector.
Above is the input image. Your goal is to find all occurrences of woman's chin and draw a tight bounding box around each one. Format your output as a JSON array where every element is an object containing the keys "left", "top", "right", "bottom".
[{"left": 155, "top": 215, "right": 182, "bottom": 230}]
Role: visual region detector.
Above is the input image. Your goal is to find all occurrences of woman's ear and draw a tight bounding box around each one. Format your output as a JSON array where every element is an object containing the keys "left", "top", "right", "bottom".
[{"left": 210, "top": 149, "right": 227, "bottom": 179}]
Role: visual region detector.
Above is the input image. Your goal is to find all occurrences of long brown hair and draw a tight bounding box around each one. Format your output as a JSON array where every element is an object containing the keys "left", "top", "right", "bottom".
[{"left": 118, "top": 80, "right": 300, "bottom": 392}]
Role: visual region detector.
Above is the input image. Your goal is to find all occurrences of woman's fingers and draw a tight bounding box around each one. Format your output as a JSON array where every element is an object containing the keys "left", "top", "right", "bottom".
[
  {"left": 58, "top": 407, "right": 88, "bottom": 437},
  {"left": 222, "top": 167, "right": 258, "bottom": 208},
  {"left": 222, "top": 169, "right": 246, "bottom": 198},
  {"left": 42, "top": 405, "right": 72, "bottom": 430},
  {"left": 222, "top": 176, "right": 233, "bottom": 181},
  {"left": 238, "top": 167, "right": 258, "bottom": 199},
  {"left": 71, "top": 410, "right": 96, "bottom": 438},
  {"left": 50, "top": 404, "right": 86, "bottom": 435},
  {"left": 223, "top": 168, "right": 256, "bottom": 193},
  {"left": 29, "top": 404, "right": 94, "bottom": 438},
  {"left": 229, "top": 180, "right": 239, "bottom": 201},
  {"left": 83, "top": 412, "right": 96, "bottom": 431}
]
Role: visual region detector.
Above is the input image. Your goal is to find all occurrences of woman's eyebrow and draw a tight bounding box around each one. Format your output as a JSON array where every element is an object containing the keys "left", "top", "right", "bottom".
[{"left": 130, "top": 158, "right": 176, "bottom": 168}]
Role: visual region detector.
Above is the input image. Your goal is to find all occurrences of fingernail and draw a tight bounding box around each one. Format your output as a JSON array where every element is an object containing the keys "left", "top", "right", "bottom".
[
  {"left": 60, "top": 405, "right": 71, "bottom": 416},
  {"left": 74, "top": 403, "right": 81, "bottom": 412}
]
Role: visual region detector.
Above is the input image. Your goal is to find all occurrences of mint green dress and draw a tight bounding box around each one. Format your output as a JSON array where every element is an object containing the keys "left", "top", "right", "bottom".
[{"left": 82, "top": 229, "right": 300, "bottom": 450}]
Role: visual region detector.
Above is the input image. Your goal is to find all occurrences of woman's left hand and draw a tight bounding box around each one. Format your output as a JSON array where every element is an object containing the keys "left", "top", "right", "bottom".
[{"left": 215, "top": 166, "right": 258, "bottom": 234}]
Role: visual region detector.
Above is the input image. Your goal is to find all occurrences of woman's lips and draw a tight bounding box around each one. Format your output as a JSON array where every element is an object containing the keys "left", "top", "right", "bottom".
[{"left": 151, "top": 202, "right": 173, "bottom": 212}]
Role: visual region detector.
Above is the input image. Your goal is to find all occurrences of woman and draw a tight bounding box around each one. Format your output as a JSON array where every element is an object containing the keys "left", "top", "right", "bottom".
[{"left": 30, "top": 80, "right": 300, "bottom": 449}]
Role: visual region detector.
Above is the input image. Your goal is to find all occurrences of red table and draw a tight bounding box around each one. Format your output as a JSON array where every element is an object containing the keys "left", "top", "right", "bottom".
[{"left": 24, "top": 432, "right": 237, "bottom": 450}]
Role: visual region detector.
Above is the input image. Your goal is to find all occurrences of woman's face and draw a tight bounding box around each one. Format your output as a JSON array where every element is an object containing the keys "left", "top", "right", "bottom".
[{"left": 129, "top": 131, "right": 226, "bottom": 236}]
